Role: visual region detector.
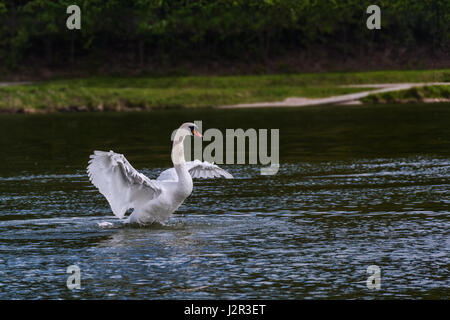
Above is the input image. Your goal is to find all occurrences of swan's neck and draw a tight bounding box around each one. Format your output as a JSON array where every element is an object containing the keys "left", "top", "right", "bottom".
[
  {"left": 171, "top": 131, "right": 193, "bottom": 194},
  {"left": 171, "top": 133, "right": 187, "bottom": 167}
]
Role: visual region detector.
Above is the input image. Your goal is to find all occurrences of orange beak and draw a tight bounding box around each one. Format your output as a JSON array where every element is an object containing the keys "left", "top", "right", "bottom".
[{"left": 193, "top": 129, "right": 203, "bottom": 138}]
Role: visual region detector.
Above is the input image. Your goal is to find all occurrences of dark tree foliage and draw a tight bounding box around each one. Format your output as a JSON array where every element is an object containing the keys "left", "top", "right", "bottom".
[{"left": 0, "top": 0, "right": 448, "bottom": 70}]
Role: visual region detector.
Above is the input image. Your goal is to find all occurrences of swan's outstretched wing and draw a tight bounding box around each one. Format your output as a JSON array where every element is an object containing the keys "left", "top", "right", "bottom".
[
  {"left": 87, "top": 150, "right": 162, "bottom": 218},
  {"left": 157, "top": 159, "right": 233, "bottom": 181},
  {"left": 188, "top": 160, "right": 234, "bottom": 179}
]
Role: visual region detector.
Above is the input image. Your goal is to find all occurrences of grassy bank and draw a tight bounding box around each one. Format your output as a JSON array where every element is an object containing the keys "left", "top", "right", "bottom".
[{"left": 0, "top": 69, "right": 449, "bottom": 112}]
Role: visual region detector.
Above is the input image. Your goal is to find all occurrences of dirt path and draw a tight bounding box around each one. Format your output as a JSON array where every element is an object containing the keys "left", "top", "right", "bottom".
[
  {"left": 0, "top": 82, "right": 33, "bottom": 87},
  {"left": 217, "top": 82, "right": 450, "bottom": 109}
]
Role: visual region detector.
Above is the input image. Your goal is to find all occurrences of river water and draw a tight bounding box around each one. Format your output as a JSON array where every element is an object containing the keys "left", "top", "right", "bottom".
[{"left": 0, "top": 104, "right": 449, "bottom": 299}]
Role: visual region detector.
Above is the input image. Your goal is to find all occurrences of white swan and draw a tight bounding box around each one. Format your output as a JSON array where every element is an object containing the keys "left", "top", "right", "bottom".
[{"left": 87, "top": 122, "right": 233, "bottom": 225}]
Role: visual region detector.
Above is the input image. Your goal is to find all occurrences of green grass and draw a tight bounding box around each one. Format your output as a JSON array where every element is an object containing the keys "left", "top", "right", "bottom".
[
  {"left": 363, "top": 85, "right": 450, "bottom": 104},
  {"left": 0, "top": 69, "right": 449, "bottom": 112}
]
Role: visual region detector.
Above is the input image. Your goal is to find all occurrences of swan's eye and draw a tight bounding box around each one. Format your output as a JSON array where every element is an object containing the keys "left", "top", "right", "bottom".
[{"left": 189, "top": 126, "right": 195, "bottom": 134}]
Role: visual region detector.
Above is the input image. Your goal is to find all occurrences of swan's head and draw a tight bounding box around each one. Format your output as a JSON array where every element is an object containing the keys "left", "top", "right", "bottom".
[
  {"left": 181, "top": 122, "right": 203, "bottom": 138},
  {"left": 173, "top": 122, "right": 203, "bottom": 146}
]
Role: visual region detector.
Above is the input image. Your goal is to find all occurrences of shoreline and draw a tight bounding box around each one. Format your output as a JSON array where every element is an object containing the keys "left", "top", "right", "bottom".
[{"left": 1, "top": 98, "right": 449, "bottom": 115}]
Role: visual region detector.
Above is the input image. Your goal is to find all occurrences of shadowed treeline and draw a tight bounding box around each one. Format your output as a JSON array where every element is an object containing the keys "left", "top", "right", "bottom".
[{"left": 0, "top": 0, "right": 449, "bottom": 76}]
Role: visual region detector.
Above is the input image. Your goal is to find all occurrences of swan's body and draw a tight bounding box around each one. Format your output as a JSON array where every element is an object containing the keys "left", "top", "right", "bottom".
[{"left": 87, "top": 123, "right": 232, "bottom": 225}]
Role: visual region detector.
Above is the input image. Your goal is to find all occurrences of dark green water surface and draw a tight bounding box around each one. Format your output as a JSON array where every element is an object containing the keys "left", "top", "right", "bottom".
[{"left": 0, "top": 103, "right": 449, "bottom": 299}]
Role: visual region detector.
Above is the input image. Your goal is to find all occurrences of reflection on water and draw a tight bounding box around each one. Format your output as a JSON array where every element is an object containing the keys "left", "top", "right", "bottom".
[{"left": 0, "top": 104, "right": 449, "bottom": 299}]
